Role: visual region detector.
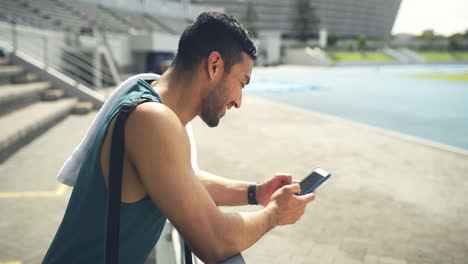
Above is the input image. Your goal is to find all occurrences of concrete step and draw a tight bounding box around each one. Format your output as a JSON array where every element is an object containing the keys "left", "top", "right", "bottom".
[
  {"left": 0, "top": 57, "right": 9, "bottom": 65},
  {"left": 0, "top": 65, "right": 24, "bottom": 78},
  {"left": 0, "top": 111, "right": 96, "bottom": 192},
  {"left": 0, "top": 66, "right": 31, "bottom": 85},
  {"left": 12, "top": 72, "right": 40, "bottom": 84},
  {"left": 41, "top": 89, "right": 65, "bottom": 101},
  {"left": 72, "top": 101, "right": 94, "bottom": 115},
  {"left": 0, "top": 98, "right": 78, "bottom": 163},
  {"left": 0, "top": 82, "right": 52, "bottom": 116}
]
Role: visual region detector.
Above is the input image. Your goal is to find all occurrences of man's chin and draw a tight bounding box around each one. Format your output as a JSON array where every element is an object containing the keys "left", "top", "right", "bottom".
[
  {"left": 199, "top": 113, "right": 220, "bottom": 128},
  {"left": 206, "top": 120, "right": 220, "bottom": 128}
]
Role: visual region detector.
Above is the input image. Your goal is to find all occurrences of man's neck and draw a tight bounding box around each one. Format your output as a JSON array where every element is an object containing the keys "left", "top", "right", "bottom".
[{"left": 151, "top": 67, "right": 203, "bottom": 126}]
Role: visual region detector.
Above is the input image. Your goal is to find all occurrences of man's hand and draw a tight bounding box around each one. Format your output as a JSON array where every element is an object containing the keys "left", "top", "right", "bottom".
[
  {"left": 256, "top": 173, "right": 294, "bottom": 207},
  {"left": 265, "top": 184, "right": 316, "bottom": 226}
]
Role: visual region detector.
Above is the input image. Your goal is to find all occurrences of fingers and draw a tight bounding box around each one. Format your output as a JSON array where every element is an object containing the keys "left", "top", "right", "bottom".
[
  {"left": 300, "top": 191, "right": 316, "bottom": 203},
  {"left": 269, "top": 186, "right": 315, "bottom": 226},
  {"left": 282, "top": 183, "right": 301, "bottom": 194},
  {"left": 274, "top": 173, "right": 293, "bottom": 185}
]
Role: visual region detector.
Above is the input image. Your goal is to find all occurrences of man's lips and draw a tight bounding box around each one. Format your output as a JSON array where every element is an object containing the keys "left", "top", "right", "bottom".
[
  {"left": 220, "top": 105, "right": 228, "bottom": 118},
  {"left": 221, "top": 107, "right": 227, "bottom": 117}
]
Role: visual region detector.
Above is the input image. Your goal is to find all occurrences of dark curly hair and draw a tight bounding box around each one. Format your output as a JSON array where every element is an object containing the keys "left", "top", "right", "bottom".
[{"left": 172, "top": 12, "right": 257, "bottom": 73}]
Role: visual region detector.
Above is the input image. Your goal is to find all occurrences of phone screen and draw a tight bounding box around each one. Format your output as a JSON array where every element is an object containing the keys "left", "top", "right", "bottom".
[{"left": 299, "top": 169, "right": 330, "bottom": 195}]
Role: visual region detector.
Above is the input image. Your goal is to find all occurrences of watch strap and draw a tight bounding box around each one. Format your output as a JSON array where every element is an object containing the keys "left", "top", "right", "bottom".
[{"left": 247, "top": 184, "right": 258, "bottom": 205}]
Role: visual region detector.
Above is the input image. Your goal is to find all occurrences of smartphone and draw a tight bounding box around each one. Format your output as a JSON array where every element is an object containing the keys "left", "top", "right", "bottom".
[{"left": 298, "top": 168, "right": 331, "bottom": 195}]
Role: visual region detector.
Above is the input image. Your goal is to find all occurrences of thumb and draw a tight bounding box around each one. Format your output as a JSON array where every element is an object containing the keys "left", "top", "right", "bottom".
[
  {"left": 283, "top": 183, "right": 301, "bottom": 194},
  {"left": 300, "top": 192, "right": 316, "bottom": 203}
]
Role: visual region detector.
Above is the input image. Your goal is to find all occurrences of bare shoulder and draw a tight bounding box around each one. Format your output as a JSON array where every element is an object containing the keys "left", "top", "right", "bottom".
[
  {"left": 130, "top": 101, "right": 183, "bottom": 129},
  {"left": 128, "top": 101, "right": 187, "bottom": 138},
  {"left": 124, "top": 101, "right": 191, "bottom": 166}
]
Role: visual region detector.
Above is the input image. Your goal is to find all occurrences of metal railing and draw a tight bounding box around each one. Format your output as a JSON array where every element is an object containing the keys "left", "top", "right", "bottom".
[
  {"left": 0, "top": 19, "right": 120, "bottom": 89},
  {"left": 153, "top": 221, "right": 246, "bottom": 264}
]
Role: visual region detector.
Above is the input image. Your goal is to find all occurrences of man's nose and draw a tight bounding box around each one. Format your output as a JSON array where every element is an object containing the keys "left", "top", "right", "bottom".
[
  {"left": 228, "top": 94, "right": 242, "bottom": 110},
  {"left": 236, "top": 93, "right": 242, "bottom": 108},
  {"left": 227, "top": 102, "right": 237, "bottom": 109}
]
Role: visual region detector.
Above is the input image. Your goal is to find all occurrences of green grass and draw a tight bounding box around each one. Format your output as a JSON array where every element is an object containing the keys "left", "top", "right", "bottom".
[
  {"left": 330, "top": 52, "right": 392, "bottom": 61},
  {"left": 419, "top": 52, "right": 468, "bottom": 61},
  {"left": 453, "top": 53, "right": 468, "bottom": 60},
  {"left": 330, "top": 52, "right": 468, "bottom": 62},
  {"left": 420, "top": 52, "right": 456, "bottom": 61},
  {"left": 331, "top": 52, "right": 363, "bottom": 61},
  {"left": 408, "top": 73, "right": 468, "bottom": 82}
]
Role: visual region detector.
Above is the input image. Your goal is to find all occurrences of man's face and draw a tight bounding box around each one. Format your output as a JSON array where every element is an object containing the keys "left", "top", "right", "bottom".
[{"left": 199, "top": 52, "right": 253, "bottom": 127}]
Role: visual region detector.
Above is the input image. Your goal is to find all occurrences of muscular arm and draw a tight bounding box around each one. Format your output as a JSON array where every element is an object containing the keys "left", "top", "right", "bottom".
[
  {"left": 125, "top": 103, "right": 314, "bottom": 263},
  {"left": 198, "top": 170, "right": 251, "bottom": 206}
]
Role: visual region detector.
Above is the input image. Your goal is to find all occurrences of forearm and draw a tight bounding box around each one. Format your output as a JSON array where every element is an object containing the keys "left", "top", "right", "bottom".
[
  {"left": 222, "top": 208, "right": 277, "bottom": 253},
  {"left": 198, "top": 170, "right": 251, "bottom": 206},
  {"left": 197, "top": 208, "right": 277, "bottom": 263}
]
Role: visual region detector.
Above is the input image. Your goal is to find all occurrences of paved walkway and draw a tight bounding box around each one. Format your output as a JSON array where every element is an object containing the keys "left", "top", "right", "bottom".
[
  {"left": 0, "top": 112, "right": 97, "bottom": 264},
  {"left": 1, "top": 96, "right": 467, "bottom": 263},
  {"left": 192, "top": 96, "right": 468, "bottom": 264}
]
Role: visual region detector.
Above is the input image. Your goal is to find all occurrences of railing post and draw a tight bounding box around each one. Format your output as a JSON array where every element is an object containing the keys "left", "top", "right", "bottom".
[
  {"left": 11, "top": 19, "right": 17, "bottom": 53},
  {"left": 43, "top": 36, "right": 48, "bottom": 68},
  {"left": 94, "top": 47, "right": 103, "bottom": 89}
]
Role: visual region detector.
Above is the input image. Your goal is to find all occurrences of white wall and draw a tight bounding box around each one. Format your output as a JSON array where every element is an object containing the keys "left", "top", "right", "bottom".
[
  {"left": 257, "top": 31, "right": 282, "bottom": 65},
  {"left": 131, "top": 33, "right": 179, "bottom": 53},
  {"left": 106, "top": 33, "right": 133, "bottom": 68},
  {"left": 78, "top": 32, "right": 179, "bottom": 71}
]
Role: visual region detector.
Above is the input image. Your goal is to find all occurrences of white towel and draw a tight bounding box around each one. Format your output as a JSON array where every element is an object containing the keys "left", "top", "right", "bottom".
[{"left": 57, "top": 73, "right": 199, "bottom": 186}]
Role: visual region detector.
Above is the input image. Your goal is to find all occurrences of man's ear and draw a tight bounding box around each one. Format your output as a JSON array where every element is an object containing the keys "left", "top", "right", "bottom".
[{"left": 207, "top": 51, "right": 224, "bottom": 80}]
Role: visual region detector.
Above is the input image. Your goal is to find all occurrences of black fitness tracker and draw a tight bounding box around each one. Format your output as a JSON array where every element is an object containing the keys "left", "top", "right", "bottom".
[{"left": 247, "top": 184, "right": 258, "bottom": 205}]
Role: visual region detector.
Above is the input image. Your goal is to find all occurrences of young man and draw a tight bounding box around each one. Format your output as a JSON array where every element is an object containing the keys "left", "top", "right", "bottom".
[{"left": 43, "top": 12, "right": 316, "bottom": 264}]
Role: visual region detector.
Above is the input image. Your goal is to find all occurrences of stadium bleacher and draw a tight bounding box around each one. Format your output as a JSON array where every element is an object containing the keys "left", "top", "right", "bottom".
[
  {"left": 0, "top": 0, "right": 191, "bottom": 35},
  {"left": 0, "top": 0, "right": 193, "bottom": 161},
  {"left": 1, "top": 0, "right": 60, "bottom": 30}
]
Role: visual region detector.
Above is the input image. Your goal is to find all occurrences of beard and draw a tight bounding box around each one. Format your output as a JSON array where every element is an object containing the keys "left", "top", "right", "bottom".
[{"left": 199, "top": 81, "right": 227, "bottom": 127}]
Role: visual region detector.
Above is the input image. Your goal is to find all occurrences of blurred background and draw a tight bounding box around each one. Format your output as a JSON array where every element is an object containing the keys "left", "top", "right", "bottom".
[{"left": 0, "top": 0, "right": 467, "bottom": 263}]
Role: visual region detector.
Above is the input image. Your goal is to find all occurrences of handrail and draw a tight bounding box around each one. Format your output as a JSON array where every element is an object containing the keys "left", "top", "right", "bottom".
[
  {"left": 60, "top": 47, "right": 116, "bottom": 82},
  {"left": 0, "top": 20, "right": 120, "bottom": 89},
  {"left": 153, "top": 221, "right": 246, "bottom": 264}
]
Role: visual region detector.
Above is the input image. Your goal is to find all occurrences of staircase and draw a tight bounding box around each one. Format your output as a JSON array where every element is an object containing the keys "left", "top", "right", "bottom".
[
  {"left": 382, "top": 47, "right": 412, "bottom": 63},
  {"left": 399, "top": 48, "right": 426, "bottom": 64},
  {"left": 0, "top": 56, "right": 94, "bottom": 163}
]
